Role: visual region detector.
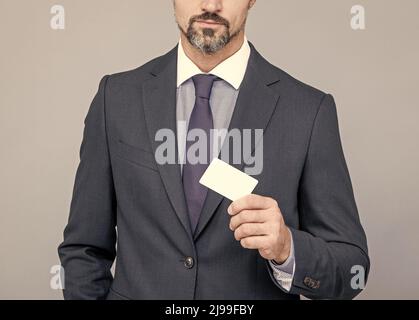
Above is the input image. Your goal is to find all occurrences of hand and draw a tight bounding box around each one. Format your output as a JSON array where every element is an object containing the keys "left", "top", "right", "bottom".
[{"left": 228, "top": 194, "right": 291, "bottom": 264}]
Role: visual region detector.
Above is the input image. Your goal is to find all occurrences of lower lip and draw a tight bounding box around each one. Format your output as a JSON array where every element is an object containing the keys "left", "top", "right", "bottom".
[{"left": 195, "top": 21, "right": 223, "bottom": 28}]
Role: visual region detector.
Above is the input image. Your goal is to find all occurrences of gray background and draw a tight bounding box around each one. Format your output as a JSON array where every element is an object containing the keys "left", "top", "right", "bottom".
[{"left": 0, "top": 0, "right": 418, "bottom": 299}]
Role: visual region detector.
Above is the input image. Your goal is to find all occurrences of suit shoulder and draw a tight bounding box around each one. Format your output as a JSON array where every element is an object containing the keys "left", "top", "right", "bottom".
[
  {"left": 272, "top": 65, "right": 328, "bottom": 103},
  {"left": 107, "top": 57, "right": 159, "bottom": 85},
  {"left": 250, "top": 44, "right": 328, "bottom": 104},
  {"left": 103, "top": 50, "right": 173, "bottom": 87}
]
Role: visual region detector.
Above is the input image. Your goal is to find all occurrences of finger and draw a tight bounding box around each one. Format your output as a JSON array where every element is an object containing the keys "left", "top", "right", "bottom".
[
  {"left": 229, "top": 209, "right": 269, "bottom": 231},
  {"left": 228, "top": 194, "right": 277, "bottom": 216},
  {"left": 240, "top": 235, "right": 269, "bottom": 250},
  {"left": 234, "top": 223, "right": 269, "bottom": 241}
]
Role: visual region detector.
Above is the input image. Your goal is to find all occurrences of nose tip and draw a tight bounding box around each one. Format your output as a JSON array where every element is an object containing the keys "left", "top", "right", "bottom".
[{"left": 201, "top": 0, "right": 222, "bottom": 13}]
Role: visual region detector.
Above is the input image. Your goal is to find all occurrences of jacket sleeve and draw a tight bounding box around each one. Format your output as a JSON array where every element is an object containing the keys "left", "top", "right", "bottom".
[
  {"left": 58, "top": 75, "right": 117, "bottom": 300},
  {"left": 287, "top": 94, "right": 370, "bottom": 299}
]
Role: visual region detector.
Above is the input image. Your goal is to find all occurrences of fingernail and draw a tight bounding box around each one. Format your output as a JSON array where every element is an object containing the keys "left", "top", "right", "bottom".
[{"left": 227, "top": 205, "right": 232, "bottom": 215}]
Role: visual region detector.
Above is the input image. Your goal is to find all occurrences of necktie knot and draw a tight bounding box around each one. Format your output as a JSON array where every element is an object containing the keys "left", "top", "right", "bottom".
[{"left": 192, "top": 74, "right": 217, "bottom": 100}]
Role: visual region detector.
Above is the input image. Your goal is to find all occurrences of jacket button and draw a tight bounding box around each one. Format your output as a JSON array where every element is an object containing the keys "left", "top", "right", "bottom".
[{"left": 184, "top": 257, "right": 194, "bottom": 269}]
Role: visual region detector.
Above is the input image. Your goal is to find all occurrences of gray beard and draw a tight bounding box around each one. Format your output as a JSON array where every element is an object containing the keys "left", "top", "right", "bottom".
[{"left": 183, "top": 24, "right": 242, "bottom": 55}]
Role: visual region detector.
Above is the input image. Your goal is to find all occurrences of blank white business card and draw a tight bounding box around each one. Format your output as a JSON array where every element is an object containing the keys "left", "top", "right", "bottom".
[{"left": 199, "top": 158, "right": 259, "bottom": 201}]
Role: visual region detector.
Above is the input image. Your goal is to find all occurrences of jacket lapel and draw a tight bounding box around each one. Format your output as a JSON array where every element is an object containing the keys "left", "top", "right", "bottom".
[
  {"left": 142, "top": 45, "right": 194, "bottom": 240},
  {"left": 193, "top": 43, "right": 282, "bottom": 240}
]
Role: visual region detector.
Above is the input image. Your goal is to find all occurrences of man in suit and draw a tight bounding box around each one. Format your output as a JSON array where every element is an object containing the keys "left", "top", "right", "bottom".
[{"left": 58, "top": 0, "right": 369, "bottom": 300}]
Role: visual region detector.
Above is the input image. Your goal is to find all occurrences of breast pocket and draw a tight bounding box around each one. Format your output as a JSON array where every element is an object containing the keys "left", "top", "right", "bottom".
[{"left": 112, "top": 138, "right": 159, "bottom": 172}]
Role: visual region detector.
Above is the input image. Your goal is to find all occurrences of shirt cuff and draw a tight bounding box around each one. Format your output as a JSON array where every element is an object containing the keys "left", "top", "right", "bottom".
[{"left": 268, "top": 229, "right": 295, "bottom": 292}]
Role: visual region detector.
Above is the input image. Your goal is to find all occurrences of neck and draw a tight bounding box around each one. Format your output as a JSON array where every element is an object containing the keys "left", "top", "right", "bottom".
[{"left": 180, "top": 31, "right": 245, "bottom": 73}]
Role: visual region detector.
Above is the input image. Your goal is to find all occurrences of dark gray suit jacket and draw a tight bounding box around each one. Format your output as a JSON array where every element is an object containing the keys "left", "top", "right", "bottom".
[{"left": 58, "top": 43, "right": 369, "bottom": 300}]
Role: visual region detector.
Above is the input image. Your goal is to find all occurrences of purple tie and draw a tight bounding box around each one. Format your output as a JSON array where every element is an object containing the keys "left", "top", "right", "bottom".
[{"left": 183, "top": 74, "right": 217, "bottom": 233}]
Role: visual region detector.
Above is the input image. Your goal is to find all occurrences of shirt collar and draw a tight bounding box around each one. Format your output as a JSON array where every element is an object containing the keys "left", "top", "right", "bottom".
[{"left": 177, "top": 36, "right": 251, "bottom": 90}]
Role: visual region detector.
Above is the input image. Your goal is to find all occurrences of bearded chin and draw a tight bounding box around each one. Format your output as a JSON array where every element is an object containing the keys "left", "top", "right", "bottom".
[{"left": 185, "top": 24, "right": 232, "bottom": 55}]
